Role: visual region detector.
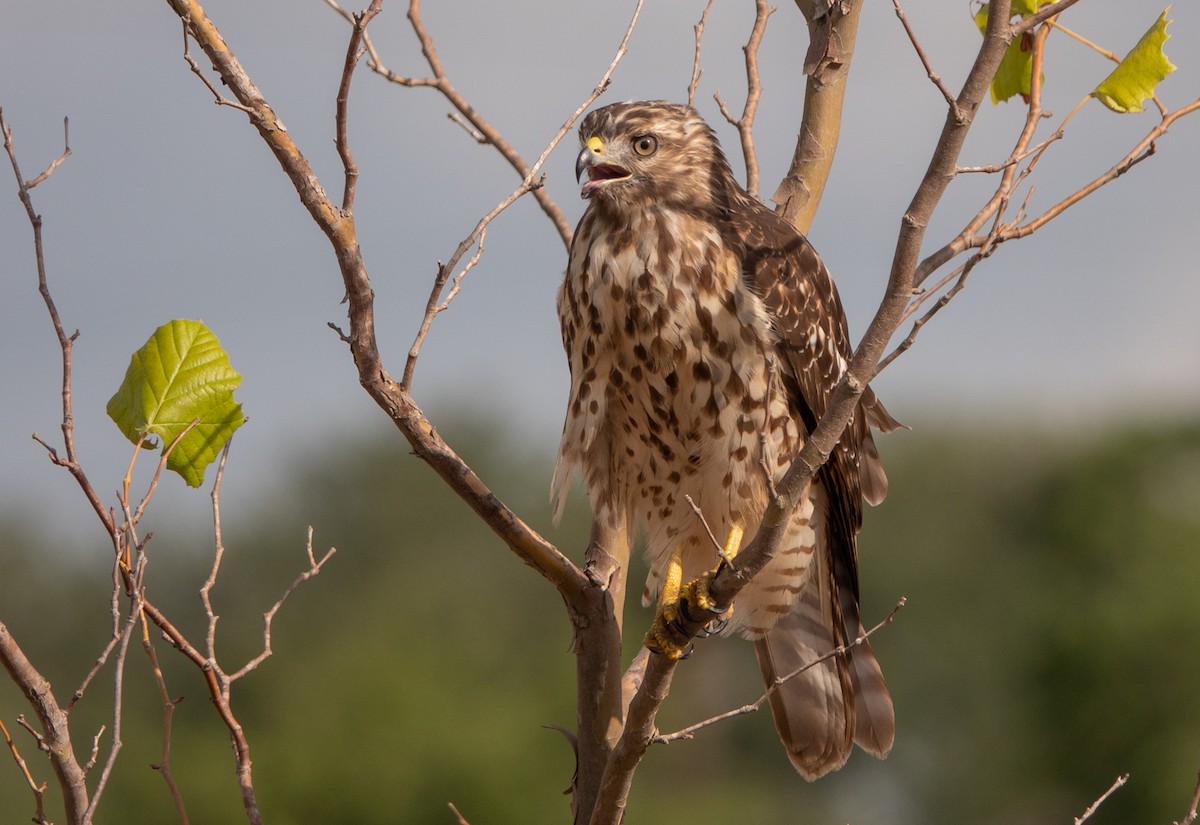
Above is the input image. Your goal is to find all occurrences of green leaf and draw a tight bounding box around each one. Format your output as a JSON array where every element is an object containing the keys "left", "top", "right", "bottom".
[
  {"left": 1012, "top": 0, "right": 1051, "bottom": 17},
  {"left": 107, "top": 319, "right": 246, "bottom": 488},
  {"left": 1091, "top": 10, "right": 1177, "bottom": 113},
  {"left": 976, "top": 5, "right": 1039, "bottom": 105}
]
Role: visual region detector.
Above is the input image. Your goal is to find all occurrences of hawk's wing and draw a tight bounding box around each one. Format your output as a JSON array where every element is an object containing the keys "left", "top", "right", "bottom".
[{"left": 725, "top": 197, "right": 898, "bottom": 765}]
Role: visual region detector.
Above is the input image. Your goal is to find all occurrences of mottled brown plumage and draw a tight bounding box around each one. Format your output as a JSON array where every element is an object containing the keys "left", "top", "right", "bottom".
[{"left": 554, "top": 101, "right": 898, "bottom": 778}]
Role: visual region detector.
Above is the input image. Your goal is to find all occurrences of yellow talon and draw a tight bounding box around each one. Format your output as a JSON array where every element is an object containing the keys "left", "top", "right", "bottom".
[
  {"left": 645, "top": 528, "right": 742, "bottom": 659},
  {"left": 722, "top": 524, "right": 744, "bottom": 564},
  {"left": 659, "top": 544, "right": 684, "bottom": 610}
]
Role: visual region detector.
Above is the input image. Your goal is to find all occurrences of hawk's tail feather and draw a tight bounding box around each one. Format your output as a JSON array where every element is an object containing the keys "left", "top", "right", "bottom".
[
  {"left": 858, "top": 386, "right": 903, "bottom": 507},
  {"left": 753, "top": 610, "right": 854, "bottom": 781},
  {"left": 847, "top": 632, "right": 895, "bottom": 758},
  {"left": 752, "top": 541, "right": 894, "bottom": 779}
]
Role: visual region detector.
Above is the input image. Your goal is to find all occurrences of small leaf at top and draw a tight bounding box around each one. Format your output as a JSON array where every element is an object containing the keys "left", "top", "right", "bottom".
[
  {"left": 107, "top": 319, "right": 246, "bottom": 488},
  {"left": 1092, "top": 9, "right": 1177, "bottom": 113}
]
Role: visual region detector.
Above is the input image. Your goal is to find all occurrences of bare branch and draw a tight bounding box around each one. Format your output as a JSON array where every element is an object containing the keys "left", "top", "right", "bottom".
[
  {"left": 0, "top": 620, "right": 90, "bottom": 821},
  {"left": 401, "top": 0, "right": 644, "bottom": 390},
  {"left": 166, "top": 0, "right": 589, "bottom": 606},
  {"left": 24, "top": 117, "right": 71, "bottom": 190},
  {"left": 0, "top": 716, "right": 51, "bottom": 825},
  {"left": 1012, "top": 0, "right": 1084, "bottom": 36},
  {"left": 1003, "top": 98, "right": 1200, "bottom": 241},
  {"left": 1176, "top": 768, "right": 1200, "bottom": 825},
  {"left": 228, "top": 527, "right": 337, "bottom": 682},
  {"left": 323, "top": 0, "right": 574, "bottom": 247},
  {"left": 67, "top": 553, "right": 125, "bottom": 712},
  {"left": 772, "top": 0, "right": 865, "bottom": 234},
  {"left": 1, "top": 106, "right": 116, "bottom": 544},
  {"left": 447, "top": 111, "right": 488, "bottom": 144},
  {"left": 403, "top": 181, "right": 538, "bottom": 390},
  {"left": 181, "top": 22, "right": 259, "bottom": 120},
  {"left": 891, "top": 0, "right": 956, "bottom": 112},
  {"left": 1074, "top": 773, "right": 1129, "bottom": 824},
  {"left": 141, "top": 615, "right": 190, "bottom": 825},
  {"left": 687, "top": 0, "right": 715, "bottom": 107},
  {"left": 336, "top": 4, "right": 382, "bottom": 213},
  {"left": 714, "top": 0, "right": 774, "bottom": 199},
  {"left": 878, "top": 257, "right": 975, "bottom": 373},
  {"left": 682, "top": 494, "right": 730, "bottom": 565}
]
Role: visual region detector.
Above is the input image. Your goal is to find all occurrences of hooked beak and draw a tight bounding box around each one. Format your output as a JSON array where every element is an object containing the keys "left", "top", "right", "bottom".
[{"left": 575, "top": 138, "right": 630, "bottom": 200}]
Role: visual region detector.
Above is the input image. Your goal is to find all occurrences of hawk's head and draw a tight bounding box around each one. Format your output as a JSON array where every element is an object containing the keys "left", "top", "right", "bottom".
[{"left": 574, "top": 101, "right": 734, "bottom": 212}]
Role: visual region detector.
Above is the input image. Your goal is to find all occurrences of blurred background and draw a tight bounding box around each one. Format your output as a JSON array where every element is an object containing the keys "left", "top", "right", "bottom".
[{"left": 1, "top": 2, "right": 1198, "bottom": 823}]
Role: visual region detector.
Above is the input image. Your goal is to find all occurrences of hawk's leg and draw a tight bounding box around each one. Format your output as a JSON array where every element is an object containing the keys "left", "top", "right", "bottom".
[{"left": 644, "top": 526, "right": 744, "bottom": 659}]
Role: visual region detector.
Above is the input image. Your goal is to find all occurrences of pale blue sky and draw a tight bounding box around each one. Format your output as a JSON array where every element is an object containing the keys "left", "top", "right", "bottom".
[{"left": 2, "top": 2, "right": 1197, "bottom": 543}]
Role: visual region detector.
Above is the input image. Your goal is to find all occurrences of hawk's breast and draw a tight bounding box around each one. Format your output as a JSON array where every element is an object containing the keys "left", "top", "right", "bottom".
[{"left": 555, "top": 207, "right": 805, "bottom": 609}]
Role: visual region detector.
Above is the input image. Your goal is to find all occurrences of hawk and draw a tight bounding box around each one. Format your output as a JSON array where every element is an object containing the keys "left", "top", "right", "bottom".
[{"left": 553, "top": 101, "right": 898, "bottom": 779}]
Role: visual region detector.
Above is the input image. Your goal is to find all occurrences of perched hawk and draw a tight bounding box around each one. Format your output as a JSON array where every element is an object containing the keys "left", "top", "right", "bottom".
[{"left": 553, "top": 101, "right": 898, "bottom": 779}]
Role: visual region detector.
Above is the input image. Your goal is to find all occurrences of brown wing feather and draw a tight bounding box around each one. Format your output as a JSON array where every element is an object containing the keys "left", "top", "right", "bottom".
[{"left": 722, "top": 190, "right": 896, "bottom": 761}]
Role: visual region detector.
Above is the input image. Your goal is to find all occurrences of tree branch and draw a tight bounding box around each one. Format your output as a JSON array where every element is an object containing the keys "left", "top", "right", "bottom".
[
  {"left": 323, "top": 0, "right": 574, "bottom": 248},
  {"left": 686, "top": 0, "right": 715, "bottom": 107},
  {"left": 0, "top": 620, "right": 90, "bottom": 822},
  {"left": 714, "top": 0, "right": 774, "bottom": 199},
  {"left": 1, "top": 707, "right": 52, "bottom": 823},
  {"left": 164, "top": 0, "right": 592, "bottom": 609},
  {"left": 772, "top": 0, "right": 864, "bottom": 234},
  {"left": 1074, "top": 773, "right": 1128, "bottom": 824}
]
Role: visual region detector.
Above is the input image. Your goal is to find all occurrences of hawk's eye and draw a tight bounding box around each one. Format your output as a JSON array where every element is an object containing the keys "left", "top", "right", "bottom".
[{"left": 632, "top": 135, "right": 658, "bottom": 157}]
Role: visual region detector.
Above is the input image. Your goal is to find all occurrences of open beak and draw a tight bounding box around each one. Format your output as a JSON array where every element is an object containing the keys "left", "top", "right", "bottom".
[
  {"left": 576, "top": 138, "right": 630, "bottom": 199},
  {"left": 575, "top": 145, "right": 596, "bottom": 185}
]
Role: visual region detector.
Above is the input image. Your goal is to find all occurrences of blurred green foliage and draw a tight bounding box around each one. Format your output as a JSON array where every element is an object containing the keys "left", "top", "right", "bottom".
[{"left": 2, "top": 417, "right": 1198, "bottom": 824}]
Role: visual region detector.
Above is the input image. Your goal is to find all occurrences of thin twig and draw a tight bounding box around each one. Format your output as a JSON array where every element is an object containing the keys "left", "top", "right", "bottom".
[
  {"left": 891, "top": 0, "right": 956, "bottom": 111},
  {"left": 181, "top": 21, "right": 259, "bottom": 120},
  {"left": 0, "top": 716, "right": 51, "bottom": 824},
  {"left": 1074, "top": 773, "right": 1129, "bottom": 824},
  {"left": 654, "top": 599, "right": 905, "bottom": 744},
  {"left": 400, "top": 0, "right": 645, "bottom": 391},
  {"left": 83, "top": 726, "right": 105, "bottom": 774},
  {"left": 912, "top": 18, "right": 1053, "bottom": 290},
  {"left": 1004, "top": 98, "right": 1200, "bottom": 240},
  {"left": 879, "top": 257, "right": 974, "bottom": 373},
  {"left": 24, "top": 117, "right": 71, "bottom": 190},
  {"left": 1012, "top": 0, "right": 1084, "bottom": 36},
  {"left": 67, "top": 552, "right": 125, "bottom": 713},
  {"left": 1176, "top": 768, "right": 1200, "bottom": 825},
  {"left": 714, "top": 0, "right": 774, "bottom": 199},
  {"left": 687, "top": 0, "right": 715, "bottom": 107},
  {"left": 141, "top": 615, "right": 190, "bottom": 825},
  {"left": 336, "top": 4, "right": 382, "bottom": 213},
  {"left": 229, "top": 526, "right": 337, "bottom": 682},
  {"left": 682, "top": 495, "right": 728, "bottom": 564},
  {"left": 447, "top": 111, "right": 488, "bottom": 144},
  {"left": 955, "top": 131, "right": 1061, "bottom": 174},
  {"left": 1, "top": 106, "right": 116, "bottom": 544},
  {"left": 82, "top": 584, "right": 143, "bottom": 822},
  {"left": 1044, "top": 18, "right": 1118, "bottom": 63},
  {"left": 201, "top": 442, "right": 233, "bottom": 663},
  {"left": 448, "top": 802, "right": 472, "bottom": 825},
  {"left": 322, "top": 0, "right": 573, "bottom": 247}
]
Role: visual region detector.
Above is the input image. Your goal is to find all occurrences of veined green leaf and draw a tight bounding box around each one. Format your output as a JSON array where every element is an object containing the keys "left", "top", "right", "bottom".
[
  {"left": 1092, "top": 9, "right": 1177, "bottom": 113},
  {"left": 107, "top": 319, "right": 246, "bottom": 488}
]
